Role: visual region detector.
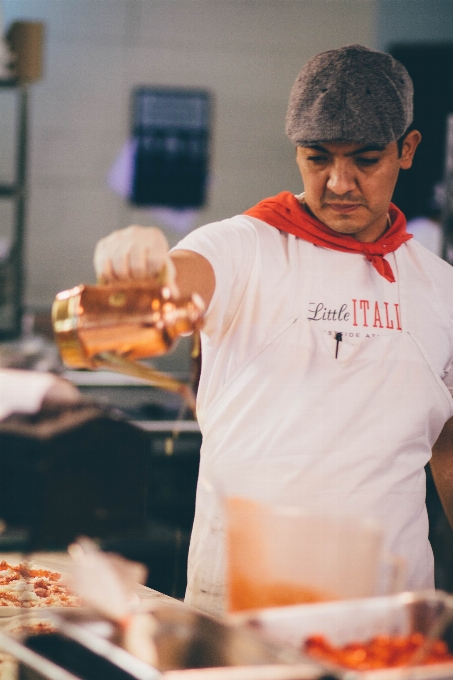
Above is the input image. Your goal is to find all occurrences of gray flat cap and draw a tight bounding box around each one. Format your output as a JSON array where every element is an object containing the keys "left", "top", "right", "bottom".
[{"left": 286, "top": 44, "right": 413, "bottom": 147}]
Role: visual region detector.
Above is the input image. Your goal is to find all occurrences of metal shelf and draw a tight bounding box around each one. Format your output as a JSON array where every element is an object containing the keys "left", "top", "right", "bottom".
[
  {"left": 0, "top": 184, "right": 17, "bottom": 197},
  {"left": 133, "top": 420, "right": 200, "bottom": 432},
  {"left": 0, "top": 78, "right": 19, "bottom": 88},
  {"left": 0, "top": 82, "right": 28, "bottom": 339}
]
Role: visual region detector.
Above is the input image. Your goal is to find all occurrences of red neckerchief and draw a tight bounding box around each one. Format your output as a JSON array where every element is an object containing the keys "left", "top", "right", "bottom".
[{"left": 244, "top": 191, "right": 412, "bottom": 283}]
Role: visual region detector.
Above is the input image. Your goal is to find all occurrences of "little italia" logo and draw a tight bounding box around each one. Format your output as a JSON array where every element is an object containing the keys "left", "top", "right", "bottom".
[{"left": 308, "top": 299, "right": 401, "bottom": 330}]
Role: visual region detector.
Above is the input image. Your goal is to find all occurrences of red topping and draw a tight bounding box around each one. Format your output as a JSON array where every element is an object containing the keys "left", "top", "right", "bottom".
[{"left": 304, "top": 633, "right": 453, "bottom": 670}]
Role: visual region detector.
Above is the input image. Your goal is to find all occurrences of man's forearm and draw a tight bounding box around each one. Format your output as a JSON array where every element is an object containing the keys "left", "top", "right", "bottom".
[{"left": 431, "top": 415, "right": 453, "bottom": 529}]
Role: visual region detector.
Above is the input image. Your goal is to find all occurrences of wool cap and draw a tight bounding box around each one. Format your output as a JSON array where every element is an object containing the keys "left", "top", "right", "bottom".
[{"left": 286, "top": 44, "right": 413, "bottom": 147}]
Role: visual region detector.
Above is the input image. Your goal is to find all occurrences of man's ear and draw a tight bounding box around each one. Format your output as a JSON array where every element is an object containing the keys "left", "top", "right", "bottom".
[{"left": 400, "top": 129, "right": 422, "bottom": 170}]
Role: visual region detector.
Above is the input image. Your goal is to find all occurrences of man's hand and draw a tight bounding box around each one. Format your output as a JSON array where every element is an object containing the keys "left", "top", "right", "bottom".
[
  {"left": 431, "top": 415, "right": 453, "bottom": 529},
  {"left": 93, "top": 226, "right": 215, "bottom": 309},
  {"left": 93, "top": 225, "right": 178, "bottom": 294}
]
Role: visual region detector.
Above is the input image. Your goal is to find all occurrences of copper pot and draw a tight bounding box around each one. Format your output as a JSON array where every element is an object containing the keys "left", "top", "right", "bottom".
[{"left": 52, "top": 282, "right": 205, "bottom": 413}]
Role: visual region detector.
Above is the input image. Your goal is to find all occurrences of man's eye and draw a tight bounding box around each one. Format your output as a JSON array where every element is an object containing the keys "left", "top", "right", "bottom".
[
  {"left": 356, "top": 157, "right": 379, "bottom": 166},
  {"left": 307, "top": 156, "right": 328, "bottom": 163}
]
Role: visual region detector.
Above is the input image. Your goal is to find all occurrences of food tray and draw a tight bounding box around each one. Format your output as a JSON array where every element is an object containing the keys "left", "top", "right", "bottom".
[
  {"left": 0, "top": 607, "right": 323, "bottom": 680},
  {"left": 232, "top": 591, "right": 453, "bottom": 680}
]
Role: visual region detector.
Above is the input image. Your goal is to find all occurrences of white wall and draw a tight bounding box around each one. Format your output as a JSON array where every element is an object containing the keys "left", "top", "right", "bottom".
[{"left": 2, "top": 0, "right": 377, "bottom": 312}]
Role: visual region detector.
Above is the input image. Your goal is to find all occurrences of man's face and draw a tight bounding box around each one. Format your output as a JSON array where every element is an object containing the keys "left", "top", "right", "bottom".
[{"left": 295, "top": 131, "right": 421, "bottom": 243}]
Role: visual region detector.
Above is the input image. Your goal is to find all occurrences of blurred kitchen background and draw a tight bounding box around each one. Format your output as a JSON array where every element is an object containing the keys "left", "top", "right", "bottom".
[
  {"left": 0, "top": 0, "right": 451, "bottom": 357},
  {"left": 1, "top": 0, "right": 453, "bottom": 598}
]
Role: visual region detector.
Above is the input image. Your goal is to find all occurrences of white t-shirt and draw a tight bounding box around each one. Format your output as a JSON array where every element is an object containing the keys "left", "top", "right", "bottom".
[
  {"left": 174, "top": 214, "right": 453, "bottom": 424},
  {"left": 301, "top": 248, "right": 401, "bottom": 340},
  {"left": 173, "top": 212, "right": 453, "bottom": 611}
]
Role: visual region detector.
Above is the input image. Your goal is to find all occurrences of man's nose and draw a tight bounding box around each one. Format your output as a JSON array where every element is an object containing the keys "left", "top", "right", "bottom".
[{"left": 326, "top": 161, "right": 357, "bottom": 195}]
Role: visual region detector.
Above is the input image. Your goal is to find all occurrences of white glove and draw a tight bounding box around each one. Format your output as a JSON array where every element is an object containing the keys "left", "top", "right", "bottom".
[{"left": 93, "top": 225, "right": 178, "bottom": 295}]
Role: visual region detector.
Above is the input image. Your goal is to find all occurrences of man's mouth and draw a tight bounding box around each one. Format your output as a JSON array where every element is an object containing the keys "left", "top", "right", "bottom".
[{"left": 325, "top": 203, "right": 363, "bottom": 214}]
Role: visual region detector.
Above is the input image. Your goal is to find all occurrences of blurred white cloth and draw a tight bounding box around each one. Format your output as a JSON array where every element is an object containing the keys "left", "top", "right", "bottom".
[
  {"left": 68, "top": 538, "right": 158, "bottom": 666},
  {"left": 406, "top": 217, "right": 443, "bottom": 257},
  {"left": 0, "top": 368, "right": 79, "bottom": 421}
]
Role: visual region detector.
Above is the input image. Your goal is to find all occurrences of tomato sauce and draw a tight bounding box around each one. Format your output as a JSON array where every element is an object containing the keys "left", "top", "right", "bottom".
[{"left": 304, "top": 633, "right": 453, "bottom": 670}]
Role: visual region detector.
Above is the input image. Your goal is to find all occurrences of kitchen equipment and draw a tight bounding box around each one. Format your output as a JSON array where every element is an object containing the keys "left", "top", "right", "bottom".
[
  {"left": 0, "top": 605, "right": 323, "bottom": 680},
  {"left": 233, "top": 590, "right": 453, "bottom": 680},
  {"left": 52, "top": 282, "right": 205, "bottom": 412},
  {"left": 226, "top": 497, "right": 403, "bottom": 612},
  {"left": 130, "top": 87, "right": 211, "bottom": 210},
  {"left": 0, "top": 401, "right": 148, "bottom": 550}
]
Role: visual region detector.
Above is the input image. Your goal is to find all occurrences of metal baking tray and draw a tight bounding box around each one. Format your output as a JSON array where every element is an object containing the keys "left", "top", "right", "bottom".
[
  {"left": 0, "top": 605, "right": 324, "bottom": 680},
  {"left": 231, "top": 591, "right": 453, "bottom": 680}
]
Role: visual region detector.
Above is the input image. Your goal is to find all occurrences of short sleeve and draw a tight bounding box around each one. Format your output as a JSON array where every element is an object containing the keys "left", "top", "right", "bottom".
[{"left": 171, "top": 216, "right": 257, "bottom": 341}]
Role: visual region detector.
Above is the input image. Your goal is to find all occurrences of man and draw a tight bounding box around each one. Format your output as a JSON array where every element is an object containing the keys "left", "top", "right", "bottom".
[{"left": 94, "top": 45, "right": 453, "bottom": 617}]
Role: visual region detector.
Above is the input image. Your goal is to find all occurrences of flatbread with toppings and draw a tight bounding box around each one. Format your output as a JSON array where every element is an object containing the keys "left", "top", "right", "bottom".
[{"left": 0, "top": 561, "right": 80, "bottom": 609}]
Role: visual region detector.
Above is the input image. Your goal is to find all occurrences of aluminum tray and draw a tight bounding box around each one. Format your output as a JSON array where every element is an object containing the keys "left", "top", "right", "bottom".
[
  {"left": 231, "top": 591, "right": 453, "bottom": 680},
  {"left": 0, "top": 606, "right": 324, "bottom": 680}
]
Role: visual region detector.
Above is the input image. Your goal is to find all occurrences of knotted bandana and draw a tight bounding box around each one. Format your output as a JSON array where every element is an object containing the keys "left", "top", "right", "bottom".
[{"left": 244, "top": 191, "right": 412, "bottom": 283}]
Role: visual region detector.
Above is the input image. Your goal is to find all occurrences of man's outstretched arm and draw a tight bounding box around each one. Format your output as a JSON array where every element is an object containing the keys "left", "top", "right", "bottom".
[{"left": 430, "top": 415, "right": 453, "bottom": 528}]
